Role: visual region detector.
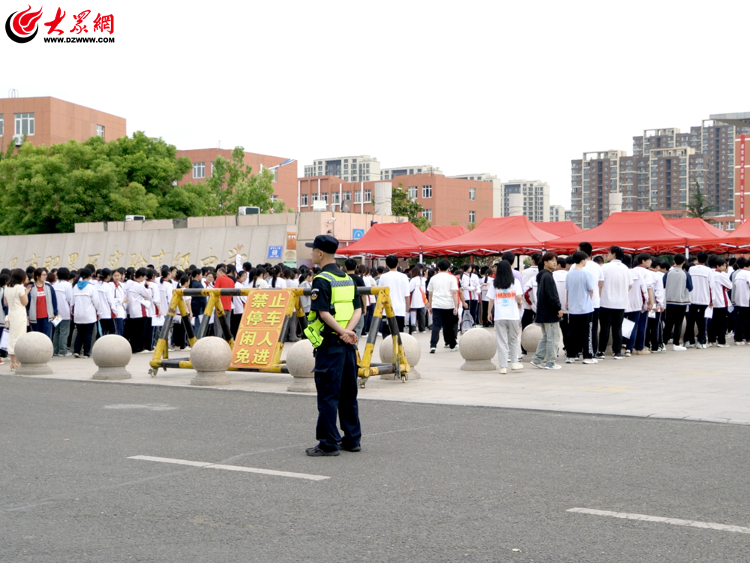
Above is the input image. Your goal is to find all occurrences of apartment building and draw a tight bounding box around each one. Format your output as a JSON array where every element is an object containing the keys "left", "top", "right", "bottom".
[
  {"left": 177, "top": 148, "right": 298, "bottom": 209},
  {"left": 0, "top": 95, "right": 126, "bottom": 149},
  {"left": 303, "top": 155, "right": 380, "bottom": 182},
  {"left": 550, "top": 205, "right": 569, "bottom": 222},
  {"left": 449, "top": 173, "right": 503, "bottom": 217},
  {"left": 497, "top": 180, "right": 550, "bottom": 222},
  {"left": 571, "top": 119, "right": 750, "bottom": 228},
  {"left": 381, "top": 165, "right": 442, "bottom": 180},
  {"left": 297, "top": 174, "right": 492, "bottom": 230}
]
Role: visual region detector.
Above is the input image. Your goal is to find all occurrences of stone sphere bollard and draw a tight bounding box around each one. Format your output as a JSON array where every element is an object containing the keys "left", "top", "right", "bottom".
[
  {"left": 521, "top": 324, "right": 542, "bottom": 355},
  {"left": 379, "top": 333, "right": 422, "bottom": 379},
  {"left": 91, "top": 335, "right": 132, "bottom": 380},
  {"left": 286, "top": 339, "right": 316, "bottom": 393},
  {"left": 459, "top": 328, "right": 496, "bottom": 371},
  {"left": 190, "top": 337, "right": 232, "bottom": 386},
  {"left": 15, "top": 332, "right": 54, "bottom": 376}
]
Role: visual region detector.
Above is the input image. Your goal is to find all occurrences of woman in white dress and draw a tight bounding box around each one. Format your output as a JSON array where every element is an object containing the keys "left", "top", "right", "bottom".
[{"left": 4, "top": 269, "right": 31, "bottom": 370}]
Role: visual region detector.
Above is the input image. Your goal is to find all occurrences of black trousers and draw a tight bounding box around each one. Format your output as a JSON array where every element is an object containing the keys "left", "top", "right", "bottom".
[
  {"left": 663, "top": 304, "right": 687, "bottom": 345},
  {"left": 381, "top": 316, "right": 405, "bottom": 338},
  {"left": 520, "top": 309, "right": 535, "bottom": 353},
  {"left": 684, "top": 304, "right": 708, "bottom": 345},
  {"left": 590, "top": 308, "right": 600, "bottom": 353},
  {"left": 74, "top": 322, "right": 95, "bottom": 356},
  {"left": 559, "top": 315, "right": 570, "bottom": 356},
  {"left": 314, "top": 344, "right": 361, "bottom": 452},
  {"left": 647, "top": 311, "right": 664, "bottom": 351},
  {"left": 736, "top": 307, "right": 750, "bottom": 342},
  {"left": 598, "top": 307, "right": 624, "bottom": 355},
  {"left": 173, "top": 318, "right": 187, "bottom": 349},
  {"left": 430, "top": 308, "right": 457, "bottom": 349},
  {"left": 128, "top": 317, "right": 147, "bottom": 353},
  {"left": 568, "top": 313, "right": 594, "bottom": 359},
  {"left": 707, "top": 308, "right": 727, "bottom": 345},
  {"left": 100, "top": 318, "right": 116, "bottom": 336}
]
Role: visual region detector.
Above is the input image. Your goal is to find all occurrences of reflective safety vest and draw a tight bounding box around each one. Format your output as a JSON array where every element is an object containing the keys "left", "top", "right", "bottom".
[{"left": 304, "top": 271, "right": 355, "bottom": 348}]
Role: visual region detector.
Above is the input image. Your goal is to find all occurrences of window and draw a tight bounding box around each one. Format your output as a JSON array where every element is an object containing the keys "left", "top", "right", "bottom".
[
  {"left": 271, "top": 195, "right": 278, "bottom": 202},
  {"left": 0, "top": 114, "right": 3, "bottom": 136},
  {"left": 192, "top": 162, "right": 205, "bottom": 179},
  {"left": 354, "top": 191, "right": 361, "bottom": 203},
  {"left": 408, "top": 186, "right": 417, "bottom": 198},
  {"left": 332, "top": 192, "right": 340, "bottom": 204},
  {"left": 312, "top": 193, "right": 319, "bottom": 202},
  {"left": 422, "top": 185, "right": 432, "bottom": 198},
  {"left": 301, "top": 193, "right": 309, "bottom": 207},
  {"left": 321, "top": 193, "right": 329, "bottom": 203},
  {"left": 422, "top": 209, "right": 432, "bottom": 221},
  {"left": 469, "top": 211, "right": 475, "bottom": 223},
  {"left": 343, "top": 191, "right": 351, "bottom": 200},
  {"left": 352, "top": 176, "right": 358, "bottom": 181},
  {"left": 97, "top": 125, "right": 104, "bottom": 138},
  {"left": 344, "top": 164, "right": 348, "bottom": 169},
  {"left": 364, "top": 189, "right": 372, "bottom": 202},
  {"left": 14, "top": 112, "right": 34, "bottom": 136},
  {"left": 211, "top": 161, "right": 215, "bottom": 176},
  {"left": 469, "top": 188, "right": 476, "bottom": 200}
]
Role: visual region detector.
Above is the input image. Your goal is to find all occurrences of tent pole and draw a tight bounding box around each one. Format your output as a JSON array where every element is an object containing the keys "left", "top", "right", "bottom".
[{"left": 685, "top": 246, "right": 690, "bottom": 259}]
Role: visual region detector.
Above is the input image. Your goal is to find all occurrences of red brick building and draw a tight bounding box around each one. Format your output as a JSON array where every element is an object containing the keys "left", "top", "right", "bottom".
[
  {"left": 297, "top": 173, "right": 493, "bottom": 228},
  {"left": 0, "top": 96, "right": 126, "bottom": 150},
  {"left": 176, "top": 149, "right": 298, "bottom": 210}
]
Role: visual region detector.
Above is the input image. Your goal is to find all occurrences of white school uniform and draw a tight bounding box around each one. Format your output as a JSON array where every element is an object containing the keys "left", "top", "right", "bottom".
[{"left": 72, "top": 281, "right": 108, "bottom": 324}]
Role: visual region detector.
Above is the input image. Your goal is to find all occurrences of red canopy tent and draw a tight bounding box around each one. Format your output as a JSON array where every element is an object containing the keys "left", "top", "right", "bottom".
[
  {"left": 423, "top": 225, "right": 469, "bottom": 241},
  {"left": 720, "top": 219, "right": 750, "bottom": 249},
  {"left": 337, "top": 222, "right": 435, "bottom": 257},
  {"left": 666, "top": 218, "right": 732, "bottom": 253},
  {"left": 546, "top": 212, "right": 702, "bottom": 255},
  {"left": 421, "top": 216, "right": 559, "bottom": 256},
  {"left": 533, "top": 221, "right": 584, "bottom": 238}
]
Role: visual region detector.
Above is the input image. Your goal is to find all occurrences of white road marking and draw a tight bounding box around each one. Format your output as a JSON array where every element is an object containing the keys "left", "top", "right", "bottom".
[
  {"left": 105, "top": 404, "right": 177, "bottom": 411},
  {"left": 128, "top": 455, "right": 329, "bottom": 481},
  {"left": 568, "top": 508, "right": 750, "bottom": 534}
]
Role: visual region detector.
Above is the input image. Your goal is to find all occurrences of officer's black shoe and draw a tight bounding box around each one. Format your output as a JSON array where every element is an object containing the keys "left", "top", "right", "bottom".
[
  {"left": 341, "top": 444, "right": 361, "bottom": 452},
  {"left": 305, "top": 446, "right": 339, "bottom": 457}
]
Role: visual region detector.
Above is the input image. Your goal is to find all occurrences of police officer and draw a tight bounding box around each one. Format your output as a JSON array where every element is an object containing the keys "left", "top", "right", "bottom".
[{"left": 303, "top": 235, "right": 362, "bottom": 456}]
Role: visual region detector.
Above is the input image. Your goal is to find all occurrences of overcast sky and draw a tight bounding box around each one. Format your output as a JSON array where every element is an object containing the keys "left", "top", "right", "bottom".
[{"left": 7, "top": 0, "right": 748, "bottom": 207}]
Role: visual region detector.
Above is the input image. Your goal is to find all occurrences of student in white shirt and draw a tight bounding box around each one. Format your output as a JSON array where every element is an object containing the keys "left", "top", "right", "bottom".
[
  {"left": 126, "top": 268, "right": 152, "bottom": 353},
  {"left": 173, "top": 274, "right": 191, "bottom": 350},
  {"left": 252, "top": 267, "right": 270, "bottom": 289},
  {"left": 379, "top": 255, "right": 410, "bottom": 338},
  {"left": 97, "top": 268, "right": 117, "bottom": 336},
  {"left": 52, "top": 267, "right": 74, "bottom": 356},
  {"left": 553, "top": 257, "right": 571, "bottom": 357},
  {"left": 111, "top": 268, "right": 128, "bottom": 337},
  {"left": 359, "top": 265, "right": 376, "bottom": 335},
  {"left": 579, "top": 242, "right": 604, "bottom": 353},
  {"left": 72, "top": 268, "right": 107, "bottom": 358},
  {"left": 426, "top": 259, "right": 459, "bottom": 352},
  {"left": 598, "top": 246, "right": 632, "bottom": 359},
  {"left": 231, "top": 270, "right": 248, "bottom": 339},
  {"left": 647, "top": 260, "right": 667, "bottom": 352},
  {"left": 479, "top": 266, "right": 493, "bottom": 327},
  {"left": 408, "top": 267, "right": 427, "bottom": 334},
  {"left": 684, "top": 252, "right": 713, "bottom": 348},
  {"left": 145, "top": 269, "right": 161, "bottom": 351},
  {"left": 154, "top": 267, "right": 173, "bottom": 349},
  {"left": 487, "top": 261, "right": 524, "bottom": 374},
  {"left": 733, "top": 258, "right": 750, "bottom": 345},
  {"left": 268, "top": 266, "right": 286, "bottom": 289},
  {"left": 520, "top": 253, "right": 541, "bottom": 354},
  {"left": 708, "top": 257, "right": 732, "bottom": 347}
]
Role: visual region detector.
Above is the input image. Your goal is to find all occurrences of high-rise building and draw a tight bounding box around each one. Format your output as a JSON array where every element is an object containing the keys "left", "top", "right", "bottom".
[
  {"left": 571, "top": 119, "right": 750, "bottom": 228},
  {"left": 550, "top": 205, "right": 568, "bottom": 222},
  {"left": 382, "top": 165, "right": 442, "bottom": 180},
  {"left": 303, "top": 155, "right": 380, "bottom": 182},
  {"left": 449, "top": 173, "right": 503, "bottom": 217},
  {"left": 498, "top": 180, "right": 550, "bottom": 222}
]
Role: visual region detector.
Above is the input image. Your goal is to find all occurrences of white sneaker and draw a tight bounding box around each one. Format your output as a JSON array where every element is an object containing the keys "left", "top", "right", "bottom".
[
  {"left": 736, "top": 342, "right": 745, "bottom": 346},
  {"left": 673, "top": 344, "right": 687, "bottom": 351},
  {"left": 717, "top": 343, "right": 729, "bottom": 348},
  {"left": 429, "top": 347, "right": 436, "bottom": 354},
  {"left": 510, "top": 363, "right": 524, "bottom": 370},
  {"left": 499, "top": 367, "right": 507, "bottom": 374},
  {"left": 582, "top": 358, "right": 598, "bottom": 364}
]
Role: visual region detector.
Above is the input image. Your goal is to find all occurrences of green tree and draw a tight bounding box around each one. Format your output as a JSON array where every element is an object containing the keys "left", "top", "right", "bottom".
[
  {"left": 391, "top": 183, "right": 430, "bottom": 231},
  {"left": 204, "top": 147, "right": 285, "bottom": 215},
  {"left": 0, "top": 133, "right": 198, "bottom": 234},
  {"left": 684, "top": 180, "right": 714, "bottom": 219}
]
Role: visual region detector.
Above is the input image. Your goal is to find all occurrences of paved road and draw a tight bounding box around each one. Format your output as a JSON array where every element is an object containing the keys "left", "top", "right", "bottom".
[{"left": 2, "top": 376, "right": 749, "bottom": 562}]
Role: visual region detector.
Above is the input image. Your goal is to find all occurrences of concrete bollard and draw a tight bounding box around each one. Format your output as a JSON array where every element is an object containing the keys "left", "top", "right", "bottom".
[
  {"left": 378, "top": 333, "right": 422, "bottom": 379},
  {"left": 459, "top": 328, "right": 497, "bottom": 371},
  {"left": 521, "top": 324, "right": 542, "bottom": 355},
  {"left": 190, "top": 337, "right": 232, "bottom": 386},
  {"left": 15, "top": 332, "right": 54, "bottom": 376},
  {"left": 286, "top": 339, "right": 316, "bottom": 393},
  {"left": 91, "top": 335, "right": 132, "bottom": 380}
]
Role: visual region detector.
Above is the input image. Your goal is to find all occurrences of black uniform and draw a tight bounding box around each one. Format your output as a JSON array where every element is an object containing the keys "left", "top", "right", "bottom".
[{"left": 310, "top": 263, "right": 363, "bottom": 452}]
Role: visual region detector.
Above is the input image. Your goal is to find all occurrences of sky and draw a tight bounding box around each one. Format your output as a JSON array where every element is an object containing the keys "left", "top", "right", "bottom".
[{"left": 5, "top": 0, "right": 749, "bottom": 208}]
